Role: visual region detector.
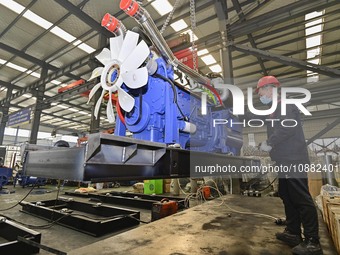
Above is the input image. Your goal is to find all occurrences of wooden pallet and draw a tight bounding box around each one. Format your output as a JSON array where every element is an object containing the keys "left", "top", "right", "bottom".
[
  {"left": 329, "top": 206, "right": 340, "bottom": 253},
  {"left": 322, "top": 196, "right": 340, "bottom": 254},
  {"left": 322, "top": 196, "right": 340, "bottom": 225}
]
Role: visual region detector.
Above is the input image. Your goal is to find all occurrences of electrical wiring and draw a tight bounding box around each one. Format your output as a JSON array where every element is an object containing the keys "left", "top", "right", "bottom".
[
  {"left": 71, "top": 213, "right": 150, "bottom": 224},
  {"left": 176, "top": 178, "right": 189, "bottom": 195},
  {"left": 152, "top": 73, "right": 188, "bottom": 121},
  {"left": 208, "top": 179, "right": 278, "bottom": 221},
  {"left": 0, "top": 210, "right": 150, "bottom": 230},
  {"left": 257, "top": 177, "right": 277, "bottom": 192},
  {"left": 0, "top": 181, "right": 38, "bottom": 211},
  {"left": 174, "top": 178, "right": 279, "bottom": 221},
  {"left": 0, "top": 212, "right": 71, "bottom": 229},
  {"left": 50, "top": 179, "right": 62, "bottom": 222},
  {"left": 116, "top": 97, "right": 125, "bottom": 124}
]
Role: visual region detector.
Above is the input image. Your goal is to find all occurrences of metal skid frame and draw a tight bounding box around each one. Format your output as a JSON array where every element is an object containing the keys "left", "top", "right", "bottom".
[
  {"left": 23, "top": 133, "right": 260, "bottom": 182},
  {"left": 20, "top": 199, "right": 140, "bottom": 237},
  {"left": 0, "top": 217, "right": 41, "bottom": 255},
  {"left": 64, "top": 191, "right": 188, "bottom": 209}
]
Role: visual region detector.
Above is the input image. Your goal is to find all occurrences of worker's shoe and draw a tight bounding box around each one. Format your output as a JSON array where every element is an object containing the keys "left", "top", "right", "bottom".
[
  {"left": 292, "top": 237, "right": 323, "bottom": 255},
  {"left": 276, "top": 228, "right": 302, "bottom": 247}
]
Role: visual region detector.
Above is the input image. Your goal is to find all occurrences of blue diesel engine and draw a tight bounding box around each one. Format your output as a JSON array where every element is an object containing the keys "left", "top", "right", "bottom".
[
  {"left": 113, "top": 57, "right": 243, "bottom": 155},
  {"left": 87, "top": 5, "right": 243, "bottom": 157}
]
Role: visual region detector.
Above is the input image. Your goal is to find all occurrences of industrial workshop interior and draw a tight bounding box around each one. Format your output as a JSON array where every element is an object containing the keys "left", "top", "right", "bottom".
[{"left": 1, "top": 0, "right": 340, "bottom": 254}]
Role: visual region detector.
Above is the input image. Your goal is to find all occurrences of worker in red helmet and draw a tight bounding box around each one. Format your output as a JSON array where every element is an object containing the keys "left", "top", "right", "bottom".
[{"left": 256, "top": 76, "right": 322, "bottom": 255}]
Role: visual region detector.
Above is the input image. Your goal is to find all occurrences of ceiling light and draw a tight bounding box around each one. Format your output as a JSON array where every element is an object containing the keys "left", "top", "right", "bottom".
[
  {"left": 170, "top": 19, "right": 188, "bottom": 32},
  {"left": 305, "top": 11, "right": 323, "bottom": 20},
  {"left": 182, "top": 29, "right": 198, "bottom": 41},
  {"left": 69, "top": 108, "right": 79, "bottom": 112},
  {"left": 22, "top": 94, "right": 32, "bottom": 98},
  {"left": 26, "top": 70, "right": 40, "bottom": 78},
  {"left": 51, "top": 80, "right": 61, "bottom": 85},
  {"left": 51, "top": 27, "right": 76, "bottom": 43},
  {"left": 151, "top": 0, "right": 173, "bottom": 16},
  {"left": 209, "top": 64, "right": 222, "bottom": 73},
  {"left": 23, "top": 10, "right": 52, "bottom": 29},
  {"left": 0, "top": 0, "right": 94, "bottom": 54},
  {"left": 57, "top": 105, "right": 69, "bottom": 109},
  {"left": 197, "top": 49, "right": 209, "bottom": 56},
  {"left": 76, "top": 43, "right": 95, "bottom": 54},
  {"left": 201, "top": 54, "right": 216, "bottom": 65},
  {"left": 0, "top": 0, "right": 24, "bottom": 13},
  {"left": 0, "top": 58, "right": 6, "bottom": 65},
  {"left": 6, "top": 62, "right": 27, "bottom": 72}
]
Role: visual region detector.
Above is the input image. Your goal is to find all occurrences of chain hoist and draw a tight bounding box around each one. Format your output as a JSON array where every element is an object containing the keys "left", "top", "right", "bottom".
[
  {"left": 160, "top": 0, "right": 182, "bottom": 34},
  {"left": 189, "top": 0, "right": 197, "bottom": 71}
]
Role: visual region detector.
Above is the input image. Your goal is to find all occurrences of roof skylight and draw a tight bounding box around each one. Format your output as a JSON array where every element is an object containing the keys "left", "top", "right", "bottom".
[{"left": 0, "top": 0, "right": 95, "bottom": 53}]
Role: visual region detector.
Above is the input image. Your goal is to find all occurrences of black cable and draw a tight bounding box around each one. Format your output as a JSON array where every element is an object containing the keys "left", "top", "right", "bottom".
[
  {"left": 0, "top": 212, "right": 71, "bottom": 229},
  {"left": 71, "top": 213, "right": 151, "bottom": 224},
  {"left": 134, "top": 89, "right": 143, "bottom": 125},
  {"left": 257, "top": 177, "right": 277, "bottom": 192},
  {"left": 153, "top": 73, "right": 188, "bottom": 121},
  {"left": 0, "top": 180, "right": 38, "bottom": 211},
  {"left": 50, "top": 179, "right": 62, "bottom": 222}
]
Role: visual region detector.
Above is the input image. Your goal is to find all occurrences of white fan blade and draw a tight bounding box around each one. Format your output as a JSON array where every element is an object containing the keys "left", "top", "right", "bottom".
[
  {"left": 118, "top": 31, "right": 139, "bottom": 63},
  {"left": 95, "top": 48, "right": 111, "bottom": 66},
  {"left": 110, "top": 35, "right": 124, "bottom": 60},
  {"left": 87, "top": 83, "right": 101, "bottom": 104},
  {"left": 121, "top": 67, "right": 148, "bottom": 89},
  {"left": 121, "top": 40, "right": 149, "bottom": 72},
  {"left": 94, "top": 90, "right": 105, "bottom": 119},
  {"left": 88, "top": 67, "right": 103, "bottom": 81},
  {"left": 117, "top": 86, "right": 135, "bottom": 112},
  {"left": 106, "top": 91, "right": 115, "bottom": 123}
]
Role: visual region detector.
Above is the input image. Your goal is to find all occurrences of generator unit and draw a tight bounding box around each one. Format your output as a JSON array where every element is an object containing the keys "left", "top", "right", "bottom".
[
  {"left": 87, "top": 2, "right": 243, "bottom": 156},
  {"left": 22, "top": 0, "right": 259, "bottom": 183}
]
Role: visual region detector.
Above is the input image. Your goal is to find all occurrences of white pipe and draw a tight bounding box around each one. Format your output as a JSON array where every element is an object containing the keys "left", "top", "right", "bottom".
[{"left": 120, "top": 0, "right": 227, "bottom": 104}]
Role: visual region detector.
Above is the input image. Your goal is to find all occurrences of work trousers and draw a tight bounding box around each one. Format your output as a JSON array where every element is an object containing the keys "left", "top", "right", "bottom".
[{"left": 277, "top": 162, "right": 319, "bottom": 239}]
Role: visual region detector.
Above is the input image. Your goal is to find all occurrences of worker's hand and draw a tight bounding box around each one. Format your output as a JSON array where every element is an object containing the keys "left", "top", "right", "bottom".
[{"left": 259, "top": 140, "right": 272, "bottom": 152}]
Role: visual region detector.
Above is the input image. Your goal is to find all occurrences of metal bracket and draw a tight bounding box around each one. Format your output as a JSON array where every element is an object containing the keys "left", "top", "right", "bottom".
[{"left": 0, "top": 217, "right": 41, "bottom": 255}]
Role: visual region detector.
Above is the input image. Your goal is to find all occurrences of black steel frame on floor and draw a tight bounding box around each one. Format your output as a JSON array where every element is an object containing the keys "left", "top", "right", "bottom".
[
  {"left": 20, "top": 199, "right": 140, "bottom": 237},
  {"left": 0, "top": 217, "right": 41, "bottom": 255},
  {"left": 64, "top": 191, "right": 188, "bottom": 209}
]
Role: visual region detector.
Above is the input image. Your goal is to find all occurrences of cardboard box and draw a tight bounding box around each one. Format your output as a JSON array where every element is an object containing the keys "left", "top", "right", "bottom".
[{"left": 163, "top": 183, "right": 171, "bottom": 193}]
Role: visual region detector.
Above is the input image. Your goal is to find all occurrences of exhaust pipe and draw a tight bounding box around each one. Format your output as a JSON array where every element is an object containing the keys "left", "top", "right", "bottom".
[
  {"left": 101, "top": 13, "right": 126, "bottom": 36},
  {"left": 119, "top": 0, "right": 224, "bottom": 105}
]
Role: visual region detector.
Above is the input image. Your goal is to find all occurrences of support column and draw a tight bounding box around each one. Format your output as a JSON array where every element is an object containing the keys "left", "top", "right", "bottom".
[
  {"left": 214, "top": 0, "right": 234, "bottom": 85},
  {"left": 214, "top": 0, "right": 240, "bottom": 194},
  {"left": 29, "top": 68, "right": 47, "bottom": 144},
  {"left": 0, "top": 88, "right": 13, "bottom": 145}
]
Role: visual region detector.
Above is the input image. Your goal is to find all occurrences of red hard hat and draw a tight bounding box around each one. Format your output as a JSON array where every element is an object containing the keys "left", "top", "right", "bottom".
[{"left": 256, "top": 76, "right": 280, "bottom": 93}]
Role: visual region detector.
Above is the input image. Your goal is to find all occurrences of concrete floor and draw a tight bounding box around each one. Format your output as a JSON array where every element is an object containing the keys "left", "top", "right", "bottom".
[{"left": 0, "top": 185, "right": 337, "bottom": 255}]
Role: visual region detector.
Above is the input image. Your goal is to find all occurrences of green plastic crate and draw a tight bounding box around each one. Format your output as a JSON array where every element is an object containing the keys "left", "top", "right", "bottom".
[{"left": 144, "top": 179, "right": 163, "bottom": 194}]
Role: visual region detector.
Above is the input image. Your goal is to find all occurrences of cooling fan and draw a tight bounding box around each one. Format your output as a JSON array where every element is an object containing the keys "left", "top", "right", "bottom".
[{"left": 88, "top": 30, "right": 150, "bottom": 123}]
